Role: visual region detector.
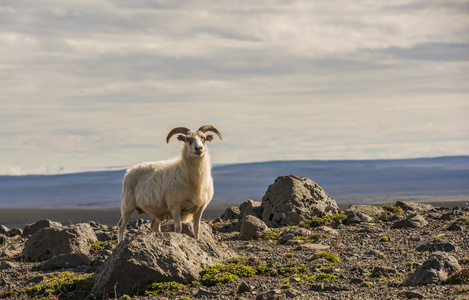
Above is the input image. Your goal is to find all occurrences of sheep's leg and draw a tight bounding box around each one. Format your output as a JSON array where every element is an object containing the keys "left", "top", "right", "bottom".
[
  {"left": 170, "top": 209, "right": 182, "bottom": 234},
  {"left": 150, "top": 218, "right": 161, "bottom": 232},
  {"left": 117, "top": 210, "right": 133, "bottom": 243},
  {"left": 192, "top": 205, "right": 206, "bottom": 240}
]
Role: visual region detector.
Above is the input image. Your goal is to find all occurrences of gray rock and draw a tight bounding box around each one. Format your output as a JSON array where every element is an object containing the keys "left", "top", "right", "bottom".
[
  {"left": 371, "top": 266, "right": 398, "bottom": 277},
  {"left": 22, "top": 223, "right": 97, "bottom": 261},
  {"left": 88, "top": 232, "right": 235, "bottom": 298},
  {"left": 377, "top": 212, "right": 402, "bottom": 222},
  {"left": 416, "top": 243, "right": 456, "bottom": 253},
  {"left": 396, "top": 201, "right": 435, "bottom": 212},
  {"left": 447, "top": 220, "right": 467, "bottom": 231},
  {"left": 196, "top": 287, "right": 219, "bottom": 296},
  {"left": 42, "top": 253, "right": 92, "bottom": 270},
  {"left": 295, "top": 243, "right": 330, "bottom": 251},
  {"left": 0, "top": 234, "right": 6, "bottom": 245},
  {"left": 6, "top": 228, "right": 22, "bottom": 237},
  {"left": 256, "top": 289, "right": 282, "bottom": 300},
  {"left": 261, "top": 175, "right": 339, "bottom": 227},
  {"left": 239, "top": 199, "right": 263, "bottom": 219},
  {"left": 0, "top": 261, "right": 17, "bottom": 270},
  {"left": 27, "top": 275, "right": 45, "bottom": 285},
  {"left": 405, "top": 252, "right": 461, "bottom": 285},
  {"left": 344, "top": 211, "right": 374, "bottom": 225},
  {"left": 161, "top": 221, "right": 214, "bottom": 243},
  {"left": 23, "top": 219, "right": 62, "bottom": 237},
  {"left": 392, "top": 214, "right": 428, "bottom": 228},
  {"left": 0, "top": 225, "right": 9, "bottom": 235},
  {"left": 237, "top": 281, "right": 253, "bottom": 293},
  {"left": 280, "top": 227, "right": 312, "bottom": 244},
  {"left": 220, "top": 206, "right": 241, "bottom": 221},
  {"left": 346, "top": 205, "right": 384, "bottom": 216},
  {"left": 398, "top": 291, "right": 425, "bottom": 299},
  {"left": 238, "top": 215, "right": 268, "bottom": 240}
]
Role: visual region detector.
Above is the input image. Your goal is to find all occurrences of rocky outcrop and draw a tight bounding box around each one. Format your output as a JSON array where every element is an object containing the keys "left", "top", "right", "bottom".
[
  {"left": 89, "top": 232, "right": 235, "bottom": 298},
  {"left": 22, "top": 219, "right": 62, "bottom": 237},
  {"left": 22, "top": 223, "right": 97, "bottom": 261},
  {"left": 392, "top": 214, "right": 428, "bottom": 228},
  {"left": 405, "top": 252, "right": 461, "bottom": 285},
  {"left": 396, "top": 201, "right": 435, "bottom": 212},
  {"left": 261, "top": 175, "right": 339, "bottom": 227}
]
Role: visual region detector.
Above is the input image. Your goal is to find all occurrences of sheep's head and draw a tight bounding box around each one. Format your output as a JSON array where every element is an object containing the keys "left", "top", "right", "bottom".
[{"left": 166, "top": 125, "right": 222, "bottom": 158}]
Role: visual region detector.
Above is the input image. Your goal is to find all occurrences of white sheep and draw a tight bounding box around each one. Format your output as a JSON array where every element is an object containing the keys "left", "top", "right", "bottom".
[{"left": 117, "top": 125, "right": 222, "bottom": 242}]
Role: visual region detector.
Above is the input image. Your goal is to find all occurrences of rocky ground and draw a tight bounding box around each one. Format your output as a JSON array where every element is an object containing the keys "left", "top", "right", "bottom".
[{"left": 0, "top": 176, "right": 468, "bottom": 300}]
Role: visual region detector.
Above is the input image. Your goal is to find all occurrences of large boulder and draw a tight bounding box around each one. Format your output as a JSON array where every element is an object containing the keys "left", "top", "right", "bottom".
[
  {"left": 22, "top": 223, "right": 97, "bottom": 261},
  {"left": 89, "top": 232, "right": 235, "bottom": 298},
  {"left": 261, "top": 175, "right": 339, "bottom": 227},
  {"left": 405, "top": 252, "right": 461, "bottom": 285}
]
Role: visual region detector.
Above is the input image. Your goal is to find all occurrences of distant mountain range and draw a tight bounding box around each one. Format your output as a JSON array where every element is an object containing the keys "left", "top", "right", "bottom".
[{"left": 1, "top": 156, "right": 468, "bottom": 209}]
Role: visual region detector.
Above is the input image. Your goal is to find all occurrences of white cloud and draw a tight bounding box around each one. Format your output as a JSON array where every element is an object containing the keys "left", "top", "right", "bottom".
[{"left": 0, "top": 0, "right": 468, "bottom": 175}]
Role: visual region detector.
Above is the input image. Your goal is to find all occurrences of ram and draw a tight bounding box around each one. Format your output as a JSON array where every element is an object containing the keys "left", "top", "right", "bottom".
[{"left": 117, "top": 125, "right": 222, "bottom": 242}]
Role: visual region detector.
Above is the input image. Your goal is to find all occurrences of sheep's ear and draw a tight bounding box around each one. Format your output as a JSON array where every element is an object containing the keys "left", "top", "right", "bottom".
[
  {"left": 206, "top": 135, "right": 214, "bottom": 142},
  {"left": 177, "top": 135, "right": 186, "bottom": 142}
]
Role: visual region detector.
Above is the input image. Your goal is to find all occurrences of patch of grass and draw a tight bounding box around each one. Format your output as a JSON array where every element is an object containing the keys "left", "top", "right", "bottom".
[
  {"left": 310, "top": 251, "right": 340, "bottom": 264},
  {"left": 200, "top": 256, "right": 314, "bottom": 287},
  {"left": 360, "top": 281, "right": 373, "bottom": 287},
  {"left": 90, "top": 240, "right": 116, "bottom": 254},
  {"left": 136, "top": 281, "right": 185, "bottom": 296},
  {"left": 444, "top": 268, "right": 469, "bottom": 285},
  {"left": 459, "top": 257, "right": 469, "bottom": 266},
  {"left": 8, "top": 271, "right": 93, "bottom": 299},
  {"left": 379, "top": 236, "right": 389, "bottom": 243},
  {"left": 259, "top": 229, "right": 282, "bottom": 241},
  {"left": 297, "top": 273, "right": 336, "bottom": 284},
  {"left": 299, "top": 214, "right": 347, "bottom": 228},
  {"left": 382, "top": 205, "right": 403, "bottom": 214},
  {"left": 457, "top": 218, "right": 469, "bottom": 227}
]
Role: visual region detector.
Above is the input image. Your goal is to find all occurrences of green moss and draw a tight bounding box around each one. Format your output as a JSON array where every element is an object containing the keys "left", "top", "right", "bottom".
[
  {"left": 382, "top": 205, "right": 403, "bottom": 214},
  {"left": 360, "top": 281, "right": 373, "bottom": 287},
  {"left": 136, "top": 281, "right": 185, "bottom": 296},
  {"left": 299, "top": 214, "right": 347, "bottom": 228},
  {"left": 200, "top": 256, "right": 312, "bottom": 286},
  {"left": 90, "top": 240, "right": 116, "bottom": 253},
  {"left": 180, "top": 297, "right": 191, "bottom": 300},
  {"left": 297, "top": 272, "right": 336, "bottom": 284},
  {"left": 459, "top": 257, "right": 469, "bottom": 265},
  {"left": 284, "top": 253, "right": 294, "bottom": 259},
  {"left": 310, "top": 251, "right": 340, "bottom": 264},
  {"left": 457, "top": 218, "right": 469, "bottom": 227},
  {"left": 280, "top": 284, "right": 292, "bottom": 289},
  {"left": 444, "top": 268, "right": 469, "bottom": 285},
  {"left": 259, "top": 229, "right": 283, "bottom": 241},
  {"left": 12, "top": 271, "right": 93, "bottom": 299},
  {"left": 121, "top": 295, "right": 131, "bottom": 300},
  {"left": 379, "top": 236, "right": 389, "bottom": 242}
]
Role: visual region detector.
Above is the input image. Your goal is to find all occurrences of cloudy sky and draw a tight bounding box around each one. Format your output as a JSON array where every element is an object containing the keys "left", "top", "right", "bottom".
[{"left": 1, "top": 0, "right": 468, "bottom": 175}]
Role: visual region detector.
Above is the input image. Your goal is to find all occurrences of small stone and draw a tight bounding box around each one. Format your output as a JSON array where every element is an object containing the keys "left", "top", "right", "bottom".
[
  {"left": 344, "top": 211, "right": 374, "bottom": 225},
  {"left": 398, "top": 291, "right": 425, "bottom": 299},
  {"left": 0, "top": 225, "right": 9, "bottom": 235},
  {"left": 196, "top": 287, "right": 219, "bottom": 296},
  {"left": 42, "top": 253, "right": 92, "bottom": 271},
  {"left": 395, "top": 201, "right": 435, "bottom": 212},
  {"left": 0, "top": 261, "right": 17, "bottom": 270},
  {"left": 392, "top": 214, "right": 428, "bottom": 228},
  {"left": 27, "top": 275, "right": 46, "bottom": 285},
  {"left": 238, "top": 215, "right": 268, "bottom": 240},
  {"left": 350, "top": 278, "right": 365, "bottom": 284},
  {"left": 237, "top": 281, "right": 253, "bottom": 294},
  {"left": 6, "top": 228, "right": 22, "bottom": 237},
  {"left": 366, "top": 249, "right": 385, "bottom": 259},
  {"left": 416, "top": 243, "right": 456, "bottom": 253},
  {"left": 371, "top": 266, "right": 398, "bottom": 277}
]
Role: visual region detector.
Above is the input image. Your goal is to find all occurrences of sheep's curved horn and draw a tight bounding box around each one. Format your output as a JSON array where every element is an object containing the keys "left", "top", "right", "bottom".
[
  {"left": 166, "top": 127, "right": 191, "bottom": 143},
  {"left": 198, "top": 125, "right": 223, "bottom": 140}
]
